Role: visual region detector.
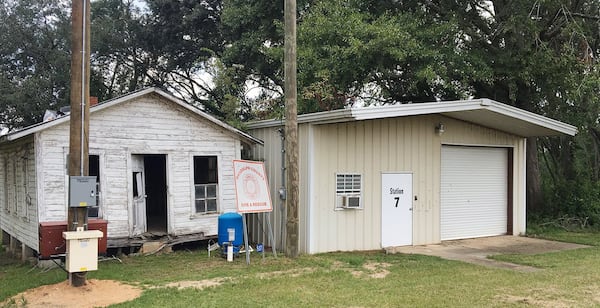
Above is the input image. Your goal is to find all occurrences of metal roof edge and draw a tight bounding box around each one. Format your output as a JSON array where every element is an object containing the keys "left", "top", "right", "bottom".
[
  {"left": 481, "top": 99, "right": 578, "bottom": 136},
  {"left": 350, "top": 99, "right": 485, "bottom": 120},
  {"left": 246, "top": 108, "right": 353, "bottom": 129}
]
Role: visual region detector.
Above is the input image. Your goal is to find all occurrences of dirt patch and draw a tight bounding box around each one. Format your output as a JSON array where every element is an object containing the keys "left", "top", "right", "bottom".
[
  {"left": 499, "top": 294, "right": 577, "bottom": 308},
  {"left": 163, "top": 278, "right": 227, "bottom": 290},
  {"left": 256, "top": 267, "right": 316, "bottom": 279},
  {"left": 350, "top": 262, "right": 391, "bottom": 279},
  {"left": 583, "top": 285, "right": 600, "bottom": 304},
  {"left": 1, "top": 279, "right": 142, "bottom": 308},
  {"left": 496, "top": 287, "right": 582, "bottom": 308}
]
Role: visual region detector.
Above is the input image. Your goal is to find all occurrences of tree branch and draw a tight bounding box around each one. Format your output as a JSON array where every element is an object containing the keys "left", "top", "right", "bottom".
[{"left": 570, "top": 12, "right": 600, "bottom": 21}]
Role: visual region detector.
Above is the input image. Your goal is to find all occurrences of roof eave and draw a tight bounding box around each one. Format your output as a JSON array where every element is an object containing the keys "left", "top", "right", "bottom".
[
  {"left": 481, "top": 99, "right": 577, "bottom": 136},
  {"left": 246, "top": 109, "right": 354, "bottom": 129},
  {"left": 1, "top": 87, "right": 263, "bottom": 145},
  {"left": 247, "top": 99, "right": 577, "bottom": 138}
]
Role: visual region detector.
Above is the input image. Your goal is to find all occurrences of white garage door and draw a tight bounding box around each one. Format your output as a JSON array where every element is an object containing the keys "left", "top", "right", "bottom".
[{"left": 441, "top": 146, "right": 508, "bottom": 240}]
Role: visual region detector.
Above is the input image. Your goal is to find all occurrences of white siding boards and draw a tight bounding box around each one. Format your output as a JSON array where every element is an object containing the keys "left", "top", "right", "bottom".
[
  {"left": 0, "top": 88, "right": 260, "bottom": 253},
  {"left": 0, "top": 137, "right": 38, "bottom": 251},
  {"left": 247, "top": 99, "right": 576, "bottom": 254}
]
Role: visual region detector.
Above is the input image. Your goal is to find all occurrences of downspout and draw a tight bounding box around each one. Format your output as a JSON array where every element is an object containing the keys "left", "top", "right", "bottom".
[{"left": 277, "top": 127, "right": 286, "bottom": 251}]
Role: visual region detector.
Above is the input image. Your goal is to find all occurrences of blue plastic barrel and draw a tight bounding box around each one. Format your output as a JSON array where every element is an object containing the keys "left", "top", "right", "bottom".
[{"left": 218, "top": 212, "right": 243, "bottom": 254}]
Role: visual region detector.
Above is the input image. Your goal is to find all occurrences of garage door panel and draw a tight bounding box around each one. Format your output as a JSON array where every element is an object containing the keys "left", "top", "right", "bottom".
[{"left": 441, "top": 146, "right": 508, "bottom": 240}]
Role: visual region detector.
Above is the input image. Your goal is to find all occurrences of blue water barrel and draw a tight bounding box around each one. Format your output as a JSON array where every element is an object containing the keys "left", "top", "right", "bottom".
[{"left": 218, "top": 212, "right": 243, "bottom": 247}]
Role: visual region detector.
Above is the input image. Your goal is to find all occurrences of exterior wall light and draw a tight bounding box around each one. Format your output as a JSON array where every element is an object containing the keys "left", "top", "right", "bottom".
[{"left": 435, "top": 123, "right": 445, "bottom": 135}]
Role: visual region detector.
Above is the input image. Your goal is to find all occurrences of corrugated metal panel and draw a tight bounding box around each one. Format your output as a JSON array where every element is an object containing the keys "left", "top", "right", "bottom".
[
  {"left": 248, "top": 114, "right": 527, "bottom": 254},
  {"left": 246, "top": 126, "right": 287, "bottom": 252},
  {"left": 309, "top": 116, "right": 441, "bottom": 253},
  {"left": 441, "top": 146, "right": 507, "bottom": 240}
]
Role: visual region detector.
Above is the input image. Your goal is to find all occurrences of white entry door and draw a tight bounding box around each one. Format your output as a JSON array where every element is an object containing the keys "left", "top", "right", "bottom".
[
  {"left": 381, "top": 173, "right": 413, "bottom": 247},
  {"left": 132, "top": 155, "right": 147, "bottom": 236}
]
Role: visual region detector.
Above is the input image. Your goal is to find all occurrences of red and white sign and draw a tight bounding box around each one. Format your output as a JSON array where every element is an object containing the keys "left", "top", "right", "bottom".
[{"left": 233, "top": 160, "right": 273, "bottom": 213}]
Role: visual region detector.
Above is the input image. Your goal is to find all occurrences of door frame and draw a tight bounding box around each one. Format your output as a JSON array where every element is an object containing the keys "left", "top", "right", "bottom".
[{"left": 131, "top": 154, "right": 147, "bottom": 236}]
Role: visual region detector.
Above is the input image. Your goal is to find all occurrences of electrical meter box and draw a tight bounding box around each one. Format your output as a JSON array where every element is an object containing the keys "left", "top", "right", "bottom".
[
  {"left": 69, "top": 176, "right": 97, "bottom": 207},
  {"left": 63, "top": 230, "right": 103, "bottom": 272}
]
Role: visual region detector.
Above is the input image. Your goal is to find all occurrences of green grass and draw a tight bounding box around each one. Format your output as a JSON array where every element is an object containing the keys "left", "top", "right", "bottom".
[
  {"left": 2, "top": 231, "right": 600, "bottom": 307},
  {"left": 526, "top": 224, "right": 600, "bottom": 246}
]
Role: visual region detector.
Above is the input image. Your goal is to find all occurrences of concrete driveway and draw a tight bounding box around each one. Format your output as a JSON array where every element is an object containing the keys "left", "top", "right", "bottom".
[{"left": 387, "top": 236, "right": 590, "bottom": 272}]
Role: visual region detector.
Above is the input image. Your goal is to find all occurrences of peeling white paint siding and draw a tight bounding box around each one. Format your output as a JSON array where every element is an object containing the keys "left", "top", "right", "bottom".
[
  {"left": 0, "top": 136, "right": 38, "bottom": 251},
  {"left": 1, "top": 93, "right": 243, "bottom": 251}
]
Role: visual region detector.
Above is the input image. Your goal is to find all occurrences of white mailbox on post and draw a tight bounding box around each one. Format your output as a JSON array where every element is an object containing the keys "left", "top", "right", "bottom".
[{"left": 62, "top": 230, "right": 104, "bottom": 272}]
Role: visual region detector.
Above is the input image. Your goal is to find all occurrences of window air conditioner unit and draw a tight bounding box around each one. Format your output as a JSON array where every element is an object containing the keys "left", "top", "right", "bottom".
[{"left": 343, "top": 195, "right": 361, "bottom": 209}]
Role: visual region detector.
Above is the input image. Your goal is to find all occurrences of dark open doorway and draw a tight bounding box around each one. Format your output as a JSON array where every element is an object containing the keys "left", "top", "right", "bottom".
[{"left": 144, "top": 155, "right": 167, "bottom": 234}]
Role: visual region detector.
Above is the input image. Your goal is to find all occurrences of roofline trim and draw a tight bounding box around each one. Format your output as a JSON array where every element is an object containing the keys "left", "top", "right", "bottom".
[
  {"left": 246, "top": 98, "right": 577, "bottom": 137},
  {"left": 1, "top": 87, "right": 263, "bottom": 145}
]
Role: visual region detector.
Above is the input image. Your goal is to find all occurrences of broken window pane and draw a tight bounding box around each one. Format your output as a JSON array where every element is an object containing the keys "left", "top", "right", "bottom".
[
  {"left": 195, "top": 199, "right": 206, "bottom": 213},
  {"left": 193, "top": 156, "right": 219, "bottom": 214}
]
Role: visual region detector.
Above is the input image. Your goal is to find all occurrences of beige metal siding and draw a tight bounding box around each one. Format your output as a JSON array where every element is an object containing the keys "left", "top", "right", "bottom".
[
  {"left": 247, "top": 126, "right": 287, "bottom": 251},
  {"left": 249, "top": 114, "right": 526, "bottom": 254},
  {"left": 310, "top": 116, "right": 441, "bottom": 252},
  {"left": 298, "top": 124, "right": 310, "bottom": 253}
]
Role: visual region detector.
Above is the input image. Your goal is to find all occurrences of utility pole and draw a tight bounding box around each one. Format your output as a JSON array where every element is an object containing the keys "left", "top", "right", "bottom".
[
  {"left": 284, "top": 0, "right": 299, "bottom": 258},
  {"left": 67, "top": 0, "right": 91, "bottom": 287}
]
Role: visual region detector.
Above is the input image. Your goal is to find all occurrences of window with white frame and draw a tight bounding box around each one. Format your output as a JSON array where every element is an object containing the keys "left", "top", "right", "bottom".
[
  {"left": 335, "top": 173, "right": 362, "bottom": 209},
  {"left": 194, "top": 156, "right": 218, "bottom": 214}
]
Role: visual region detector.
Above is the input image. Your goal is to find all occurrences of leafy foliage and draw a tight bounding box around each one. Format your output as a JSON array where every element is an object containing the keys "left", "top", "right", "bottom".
[
  {"left": 297, "top": 0, "right": 479, "bottom": 112},
  {"left": 0, "top": 0, "right": 71, "bottom": 129},
  {"left": 2, "top": 0, "right": 600, "bottom": 225}
]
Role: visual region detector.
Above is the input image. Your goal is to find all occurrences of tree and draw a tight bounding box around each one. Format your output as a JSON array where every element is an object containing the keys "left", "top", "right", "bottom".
[
  {"left": 425, "top": 0, "right": 600, "bottom": 220},
  {"left": 91, "top": 0, "right": 156, "bottom": 100},
  {"left": 92, "top": 0, "right": 234, "bottom": 118},
  {"left": 0, "top": 0, "right": 71, "bottom": 130},
  {"left": 297, "top": 0, "right": 483, "bottom": 112},
  {"left": 222, "top": 0, "right": 600, "bottom": 224}
]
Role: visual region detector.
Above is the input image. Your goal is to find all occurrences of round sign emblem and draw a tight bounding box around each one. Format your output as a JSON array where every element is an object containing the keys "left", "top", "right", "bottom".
[{"left": 243, "top": 173, "right": 260, "bottom": 200}]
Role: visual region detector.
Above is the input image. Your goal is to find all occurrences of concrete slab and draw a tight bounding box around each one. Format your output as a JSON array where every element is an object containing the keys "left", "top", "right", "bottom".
[{"left": 387, "top": 236, "right": 590, "bottom": 272}]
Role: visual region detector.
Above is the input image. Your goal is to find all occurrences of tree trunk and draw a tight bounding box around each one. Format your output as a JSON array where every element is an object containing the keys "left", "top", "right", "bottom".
[{"left": 526, "top": 137, "right": 543, "bottom": 214}]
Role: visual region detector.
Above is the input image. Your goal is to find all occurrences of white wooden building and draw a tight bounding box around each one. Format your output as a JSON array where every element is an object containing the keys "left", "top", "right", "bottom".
[
  {"left": 0, "top": 88, "right": 261, "bottom": 257},
  {"left": 247, "top": 99, "right": 577, "bottom": 254}
]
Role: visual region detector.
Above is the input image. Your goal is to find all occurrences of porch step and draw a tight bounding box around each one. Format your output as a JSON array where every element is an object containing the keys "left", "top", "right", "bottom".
[{"left": 140, "top": 240, "right": 172, "bottom": 254}]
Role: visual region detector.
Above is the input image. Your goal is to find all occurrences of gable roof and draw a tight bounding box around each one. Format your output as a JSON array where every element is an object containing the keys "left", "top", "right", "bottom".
[
  {"left": 0, "top": 87, "right": 262, "bottom": 145},
  {"left": 248, "top": 98, "right": 577, "bottom": 137}
]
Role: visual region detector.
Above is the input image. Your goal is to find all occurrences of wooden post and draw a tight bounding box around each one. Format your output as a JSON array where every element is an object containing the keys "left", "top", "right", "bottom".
[
  {"left": 67, "top": 0, "right": 91, "bottom": 287},
  {"left": 284, "top": 0, "right": 299, "bottom": 258}
]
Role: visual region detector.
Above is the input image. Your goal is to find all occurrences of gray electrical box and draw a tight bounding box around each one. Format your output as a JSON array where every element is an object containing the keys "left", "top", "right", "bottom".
[{"left": 69, "top": 176, "right": 97, "bottom": 207}]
